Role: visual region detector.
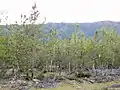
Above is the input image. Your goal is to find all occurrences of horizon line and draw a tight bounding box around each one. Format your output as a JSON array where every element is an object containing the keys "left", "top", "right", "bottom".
[{"left": 0, "top": 20, "right": 120, "bottom": 25}]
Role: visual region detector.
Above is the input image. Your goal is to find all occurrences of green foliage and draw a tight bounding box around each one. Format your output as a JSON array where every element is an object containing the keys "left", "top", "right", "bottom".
[{"left": 0, "top": 3, "right": 120, "bottom": 80}]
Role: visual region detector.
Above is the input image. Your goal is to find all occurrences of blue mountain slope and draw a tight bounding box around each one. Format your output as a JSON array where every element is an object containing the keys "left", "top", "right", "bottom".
[
  {"left": 44, "top": 21, "right": 120, "bottom": 37},
  {"left": 0, "top": 21, "right": 120, "bottom": 38}
]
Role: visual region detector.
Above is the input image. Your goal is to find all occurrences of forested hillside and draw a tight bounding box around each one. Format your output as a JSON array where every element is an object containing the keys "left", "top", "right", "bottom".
[
  {"left": 44, "top": 21, "right": 120, "bottom": 37},
  {"left": 1, "top": 21, "right": 120, "bottom": 38}
]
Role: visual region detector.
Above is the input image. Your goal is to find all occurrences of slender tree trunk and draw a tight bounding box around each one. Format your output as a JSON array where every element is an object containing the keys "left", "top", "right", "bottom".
[
  {"left": 50, "top": 60, "right": 53, "bottom": 72},
  {"left": 68, "top": 62, "right": 71, "bottom": 74}
]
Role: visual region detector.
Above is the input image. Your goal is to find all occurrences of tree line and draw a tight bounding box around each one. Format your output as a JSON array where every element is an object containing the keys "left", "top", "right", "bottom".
[{"left": 0, "top": 4, "right": 120, "bottom": 80}]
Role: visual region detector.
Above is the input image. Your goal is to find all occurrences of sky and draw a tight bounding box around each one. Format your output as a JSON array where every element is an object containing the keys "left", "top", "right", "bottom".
[{"left": 0, "top": 0, "right": 120, "bottom": 24}]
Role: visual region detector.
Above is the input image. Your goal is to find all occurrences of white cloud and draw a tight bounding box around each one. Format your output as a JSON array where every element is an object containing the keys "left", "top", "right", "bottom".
[{"left": 0, "top": 0, "right": 120, "bottom": 23}]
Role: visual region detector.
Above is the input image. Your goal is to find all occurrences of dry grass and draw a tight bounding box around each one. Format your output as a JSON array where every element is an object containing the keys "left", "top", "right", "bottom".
[
  {"left": 30, "top": 80, "right": 120, "bottom": 90},
  {"left": 1, "top": 80, "right": 120, "bottom": 90}
]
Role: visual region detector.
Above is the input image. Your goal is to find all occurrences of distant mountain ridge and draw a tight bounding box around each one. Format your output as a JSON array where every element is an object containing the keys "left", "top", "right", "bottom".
[
  {"left": 44, "top": 21, "right": 120, "bottom": 36},
  {"left": 1, "top": 21, "right": 120, "bottom": 37}
]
